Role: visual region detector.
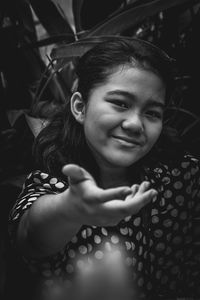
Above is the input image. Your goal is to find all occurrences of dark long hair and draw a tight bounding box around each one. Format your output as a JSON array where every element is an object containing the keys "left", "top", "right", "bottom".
[{"left": 34, "top": 37, "right": 181, "bottom": 180}]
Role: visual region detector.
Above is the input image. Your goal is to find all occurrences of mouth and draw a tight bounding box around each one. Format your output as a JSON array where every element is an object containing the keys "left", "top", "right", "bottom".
[{"left": 112, "top": 136, "right": 142, "bottom": 147}]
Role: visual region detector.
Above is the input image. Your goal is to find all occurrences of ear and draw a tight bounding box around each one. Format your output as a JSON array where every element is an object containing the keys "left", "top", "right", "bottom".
[{"left": 70, "top": 92, "right": 86, "bottom": 124}]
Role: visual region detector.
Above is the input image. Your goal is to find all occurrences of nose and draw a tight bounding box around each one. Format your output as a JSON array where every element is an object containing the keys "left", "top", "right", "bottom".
[{"left": 121, "top": 112, "right": 144, "bottom": 133}]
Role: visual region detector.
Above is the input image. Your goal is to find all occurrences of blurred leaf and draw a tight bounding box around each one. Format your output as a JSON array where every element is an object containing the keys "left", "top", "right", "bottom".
[
  {"left": 0, "top": 174, "right": 28, "bottom": 188},
  {"left": 83, "top": 0, "right": 193, "bottom": 37},
  {"left": 72, "top": 0, "right": 84, "bottom": 33},
  {"left": 30, "top": 0, "right": 75, "bottom": 40},
  {"left": 75, "top": 0, "right": 124, "bottom": 31},
  {"left": 165, "top": 106, "right": 199, "bottom": 138},
  {"left": 23, "top": 34, "right": 75, "bottom": 49},
  {"left": 33, "top": 60, "right": 73, "bottom": 105},
  {"left": 181, "top": 118, "right": 200, "bottom": 137},
  {"left": 0, "top": 0, "right": 47, "bottom": 109},
  {"left": 7, "top": 110, "right": 24, "bottom": 126},
  {"left": 50, "top": 35, "right": 124, "bottom": 59},
  {"left": 51, "top": 35, "right": 153, "bottom": 59},
  {"left": 51, "top": 0, "right": 75, "bottom": 31},
  {"left": 72, "top": 0, "right": 125, "bottom": 33},
  {"left": 25, "top": 112, "right": 47, "bottom": 137}
]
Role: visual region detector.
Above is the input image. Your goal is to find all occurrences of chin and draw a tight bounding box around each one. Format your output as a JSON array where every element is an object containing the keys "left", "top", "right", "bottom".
[{"left": 106, "top": 155, "right": 143, "bottom": 168}]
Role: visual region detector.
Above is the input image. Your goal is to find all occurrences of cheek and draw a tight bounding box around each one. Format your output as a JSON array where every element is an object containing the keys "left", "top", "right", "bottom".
[
  {"left": 146, "top": 123, "right": 163, "bottom": 145},
  {"left": 83, "top": 115, "right": 104, "bottom": 145},
  {"left": 85, "top": 110, "right": 119, "bottom": 134}
]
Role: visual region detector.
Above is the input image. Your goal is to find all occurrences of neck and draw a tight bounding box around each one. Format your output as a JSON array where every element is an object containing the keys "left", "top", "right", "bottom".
[
  {"left": 85, "top": 142, "right": 130, "bottom": 189},
  {"left": 99, "top": 164, "right": 130, "bottom": 189}
]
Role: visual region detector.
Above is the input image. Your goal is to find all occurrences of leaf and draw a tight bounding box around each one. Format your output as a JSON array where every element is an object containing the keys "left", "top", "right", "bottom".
[
  {"left": 7, "top": 110, "right": 25, "bottom": 127},
  {"left": 0, "top": 174, "right": 28, "bottom": 188},
  {"left": 30, "top": 0, "right": 75, "bottom": 40},
  {"left": 72, "top": 0, "right": 85, "bottom": 33},
  {"left": 167, "top": 106, "right": 199, "bottom": 120},
  {"left": 75, "top": 0, "right": 125, "bottom": 31},
  {"left": 50, "top": 35, "right": 127, "bottom": 59},
  {"left": 82, "top": 0, "right": 192, "bottom": 37},
  {"left": 24, "top": 34, "right": 75, "bottom": 49},
  {"left": 181, "top": 118, "right": 200, "bottom": 137},
  {"left": 51, "top": 0, "right": 75, "bottom": 33},
  {"left": 24, "top": 113, "right": 47, "bottom": 137}
]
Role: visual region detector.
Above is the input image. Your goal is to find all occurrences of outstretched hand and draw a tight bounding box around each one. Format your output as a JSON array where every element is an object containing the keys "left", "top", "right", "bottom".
[{"left": 62, "top": 164, "right": 157, "bottom": 227}]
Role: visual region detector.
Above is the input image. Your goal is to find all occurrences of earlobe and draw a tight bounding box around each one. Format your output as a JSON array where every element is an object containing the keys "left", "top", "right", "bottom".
[{"left": 70, "top": 92, "right": 85, "bottom": 124}]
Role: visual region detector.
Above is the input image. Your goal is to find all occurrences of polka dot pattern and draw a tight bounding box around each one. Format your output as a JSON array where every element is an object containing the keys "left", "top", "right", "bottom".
[{"left": 8, "top": 153, "right": 200, "bottom": 298}]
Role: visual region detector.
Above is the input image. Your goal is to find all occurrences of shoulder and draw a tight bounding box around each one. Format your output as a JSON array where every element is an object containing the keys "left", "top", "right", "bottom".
[
  {"left": 145, "top": 152, "right": 200, "bottom": 191},
  {"left": 9, "top": 170, "right": 68, "bottom": 223},
  {"left": 23, "top": 170, "right": 68, "bottom": 193},
  {"left": 155, "top": 152, "right": 200, "bottom": 177},
  {"left": 144, "top": 153, "right": 200, "bottom": 214}
]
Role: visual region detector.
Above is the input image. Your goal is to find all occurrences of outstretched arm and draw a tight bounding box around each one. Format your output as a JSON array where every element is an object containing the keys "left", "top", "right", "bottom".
[{"left": 17, "top": 164, "right": 157, "bottom": 258}]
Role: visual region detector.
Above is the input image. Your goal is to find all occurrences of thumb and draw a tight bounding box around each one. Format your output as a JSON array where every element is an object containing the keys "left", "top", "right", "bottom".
[{"left": 62, "top": 164, "right": 95, "bottom": 185}]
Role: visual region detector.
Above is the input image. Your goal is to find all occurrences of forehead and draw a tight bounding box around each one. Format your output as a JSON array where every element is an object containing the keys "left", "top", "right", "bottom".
[
  {"left": 98, "top": 66, "right": 165, "bottom": 98},
  {"left": 106, "top": 64, "right": 162, "bottom": 82}
]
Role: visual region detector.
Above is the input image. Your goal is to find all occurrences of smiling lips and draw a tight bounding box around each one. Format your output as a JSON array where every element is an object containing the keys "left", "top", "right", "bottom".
[{"left": 112, "top": 135, "right": 143, "bottom": 147}]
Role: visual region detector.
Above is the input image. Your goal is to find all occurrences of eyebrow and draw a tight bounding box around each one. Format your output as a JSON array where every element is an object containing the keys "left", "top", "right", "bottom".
[{"left": 106, "top": 90, "right": 165, "bottom": 109}]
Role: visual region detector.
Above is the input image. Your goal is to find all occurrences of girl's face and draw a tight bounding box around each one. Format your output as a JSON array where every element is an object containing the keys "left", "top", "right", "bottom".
[{"left": 81, "top": 66, "right": 166, "bottom": 170}]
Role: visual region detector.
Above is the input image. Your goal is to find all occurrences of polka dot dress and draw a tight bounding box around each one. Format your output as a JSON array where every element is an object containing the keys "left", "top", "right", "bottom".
[{"left": 9, "top": 153, "right": 200, "bottom": 299}]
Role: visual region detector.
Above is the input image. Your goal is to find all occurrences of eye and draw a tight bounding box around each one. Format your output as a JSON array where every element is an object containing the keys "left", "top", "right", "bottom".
[
  {"left": 109, "top": 100, "right": 128, "bottom": 109},
  {"left": 145, "top": 110, "right": 163, "bottom": 120}
]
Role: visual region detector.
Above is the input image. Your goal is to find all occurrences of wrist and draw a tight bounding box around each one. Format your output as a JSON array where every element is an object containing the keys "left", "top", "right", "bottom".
[{"left": 57, "top": 189, "right": 82, "bottom": 227}]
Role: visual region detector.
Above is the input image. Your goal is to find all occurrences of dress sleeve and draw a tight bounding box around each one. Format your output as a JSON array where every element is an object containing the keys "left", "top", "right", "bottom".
[
  {"left": 8, "top": 170, "right": 69, "bottom": 276},
  {"left": 8, "top": 170, "right": 68, "bottom": 248}
]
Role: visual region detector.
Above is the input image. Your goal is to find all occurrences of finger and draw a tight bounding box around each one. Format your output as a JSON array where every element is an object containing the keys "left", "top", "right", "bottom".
[
  {"left": 128, "top": 189, "right": 158, "bottom": 213},
  {"left": 130, "top": 184, "right": 139, "bottom": 195},
  {"left": 62, "top": 164, "right": 95, "bottom": 185},
  {"left": 99, "top": 186, "right": 132, "bottom": 203},
  {"left": 99, "top": 189, "right": 158, "bottom": 222},
  {"left": 105, "top": 188, "right": 157, "bottom": 214},
  {"left": 137, "top": 181, "right": 151, "bottom": 193}
]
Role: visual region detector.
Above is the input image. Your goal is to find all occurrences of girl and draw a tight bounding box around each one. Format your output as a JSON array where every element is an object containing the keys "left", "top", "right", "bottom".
[{"left": 9, "top": 37, "right": 200, "bottom": 299}]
